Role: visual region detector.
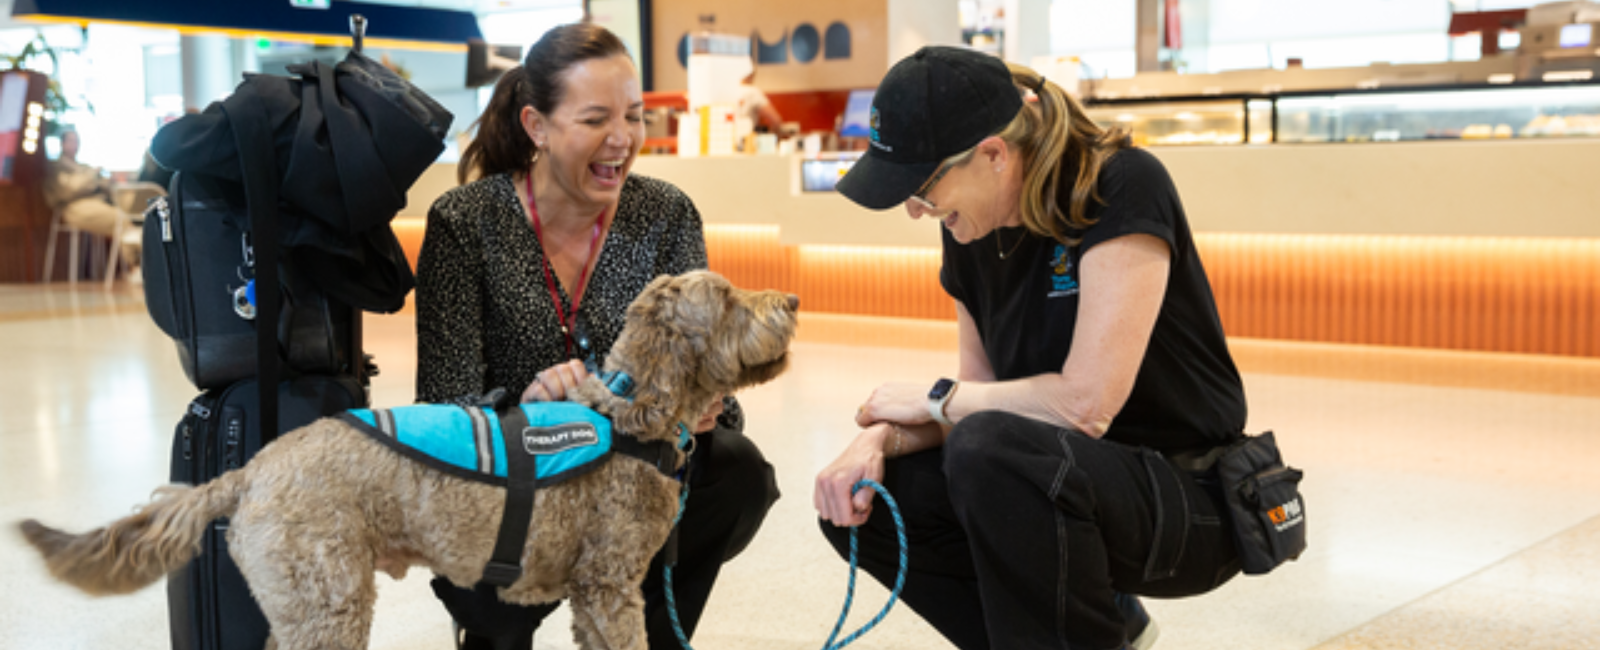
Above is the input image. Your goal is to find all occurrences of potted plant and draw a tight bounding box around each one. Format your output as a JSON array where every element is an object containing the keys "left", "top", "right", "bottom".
[{"left": 3, "top": 30, "right": 91, "bottom": 137}]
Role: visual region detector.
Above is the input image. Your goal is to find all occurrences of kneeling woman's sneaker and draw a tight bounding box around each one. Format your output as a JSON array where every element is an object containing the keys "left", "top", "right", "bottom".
[{"left": 1116, "top": 592, "right": 1160, "bottom": 650}]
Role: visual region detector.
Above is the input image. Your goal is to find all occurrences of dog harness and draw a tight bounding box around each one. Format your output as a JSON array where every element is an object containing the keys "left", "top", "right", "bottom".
[
  {"left": 341, "top": 403, "right": 660, "bottom": 485},
  {"left": 337, "top": 377, "right": 686, "bottom": 587}
]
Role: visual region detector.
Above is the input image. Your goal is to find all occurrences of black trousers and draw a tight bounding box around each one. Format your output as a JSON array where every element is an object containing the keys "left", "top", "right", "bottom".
[
  {"left": 820, "top": 411, "right": 1240, "bottom": 650},
  {"left": 433, "top": 412, "right": 780, "bottom": 649}
]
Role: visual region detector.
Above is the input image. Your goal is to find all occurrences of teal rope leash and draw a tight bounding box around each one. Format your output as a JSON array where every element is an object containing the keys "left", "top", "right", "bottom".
[
  {"left": 820, "top": 479, "right": 908, "bottom": 650},
  {"left": 664, "top": 483, "right": 692, "bottom": 648},
  {"left": 666, "top": 478, "right": 908, "bottom": 650}
]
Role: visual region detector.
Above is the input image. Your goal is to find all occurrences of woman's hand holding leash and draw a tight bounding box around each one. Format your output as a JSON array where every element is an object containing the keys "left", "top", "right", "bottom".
[{"left": 815, "top": 422, "right": 893, "bottom": 527}]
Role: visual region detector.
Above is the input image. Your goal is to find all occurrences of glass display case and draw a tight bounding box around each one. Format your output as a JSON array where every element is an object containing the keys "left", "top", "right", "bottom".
[
  {"left": 1275, "top": 84, "right": 1600, "bottom": 142},
  {"left": 1082, "top": 82, "right": 1600, "bottom": 144},
  {"left": 1084, "top": 98, "right": 1274, "bottom": 146}
]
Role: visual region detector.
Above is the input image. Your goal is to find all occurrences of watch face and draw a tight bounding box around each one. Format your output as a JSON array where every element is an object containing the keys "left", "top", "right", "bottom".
[{"left": 929, "top": 378, "right": 955, "bottom": 400}]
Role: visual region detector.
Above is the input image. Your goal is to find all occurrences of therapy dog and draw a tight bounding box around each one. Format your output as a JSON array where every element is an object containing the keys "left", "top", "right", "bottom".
[{"left": 18, "top": 270, "right": 798, "bottom": 650}]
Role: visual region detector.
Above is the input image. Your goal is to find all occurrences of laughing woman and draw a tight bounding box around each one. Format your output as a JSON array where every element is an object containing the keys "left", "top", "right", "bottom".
[{"left": 415, "top": 23, "right": 780, "bottom": 650}]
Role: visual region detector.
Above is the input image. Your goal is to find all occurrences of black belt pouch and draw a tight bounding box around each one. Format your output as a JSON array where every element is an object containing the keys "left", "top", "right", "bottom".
[{"left": 1215, "top": 431, "right": 1307, "bottom": 575}]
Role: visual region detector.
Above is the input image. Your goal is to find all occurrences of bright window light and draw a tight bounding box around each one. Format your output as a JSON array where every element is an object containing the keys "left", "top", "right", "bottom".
[
  {"left": 476, "top": 6, "right": 586, "bottom": 52},
  {"left": 1050, "top": 0, "right": 1135, "bottom": 53},
  {"left": 1054, "top": 0, "right": 1463, "bottom": 76}
]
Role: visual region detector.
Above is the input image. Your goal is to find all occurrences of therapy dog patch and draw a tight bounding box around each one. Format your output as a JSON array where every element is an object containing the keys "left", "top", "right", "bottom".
[
  {"left": 341, "top": 402, "right": 614, "bottom": 486},
  {"left": 523, "top": 423, "right": 600, "bottom": 455}
]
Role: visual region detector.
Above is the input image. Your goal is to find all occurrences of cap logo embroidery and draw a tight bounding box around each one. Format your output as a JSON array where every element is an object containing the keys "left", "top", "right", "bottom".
[{"left": 868, "top": 107, "right": 892, "bottom": 152}]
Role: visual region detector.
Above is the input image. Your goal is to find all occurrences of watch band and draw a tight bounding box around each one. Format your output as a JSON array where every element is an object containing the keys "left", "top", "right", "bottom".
[{"left": 929, "top": 400, "right": 953, "bottom": 427}]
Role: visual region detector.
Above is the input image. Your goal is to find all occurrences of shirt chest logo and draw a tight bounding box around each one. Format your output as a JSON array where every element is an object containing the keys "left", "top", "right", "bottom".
[{"left": 1048, "top": 244, "right": 1079, "bottom": 298}]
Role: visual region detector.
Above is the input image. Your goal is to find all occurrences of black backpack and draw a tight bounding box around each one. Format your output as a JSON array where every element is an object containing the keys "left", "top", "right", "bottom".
[
  {"left": 142, "top": 171, "right": 359, "bottom": 389},
  {"left": 143, "top": 49, "right": 452, "bottom": 416}
]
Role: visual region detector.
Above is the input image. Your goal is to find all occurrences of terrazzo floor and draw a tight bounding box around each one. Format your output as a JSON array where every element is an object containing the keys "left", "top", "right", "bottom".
[{"left": 3, "top": 282, "right": 1598, "bottom": 650}]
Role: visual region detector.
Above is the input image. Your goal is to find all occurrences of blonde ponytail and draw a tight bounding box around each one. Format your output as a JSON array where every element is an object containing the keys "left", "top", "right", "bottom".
[{"left": 997, "top": 63, "right": 1129, "bottom": 245}]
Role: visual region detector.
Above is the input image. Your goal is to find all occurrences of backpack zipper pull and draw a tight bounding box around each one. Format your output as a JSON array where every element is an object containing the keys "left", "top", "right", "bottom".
[{"left": 152, "top": 196, "right": 172, "bottom": 242}]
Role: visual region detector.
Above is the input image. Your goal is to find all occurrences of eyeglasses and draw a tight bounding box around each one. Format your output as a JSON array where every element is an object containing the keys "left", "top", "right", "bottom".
[{"left": 907, "top": 162, "right": 954, "bottom": 213}]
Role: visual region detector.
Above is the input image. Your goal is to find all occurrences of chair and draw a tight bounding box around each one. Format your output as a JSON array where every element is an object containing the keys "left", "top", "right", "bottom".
[
  {"left": 104, "top": 181, "right": 166, "bottom": 289},
  {"left": 41, "top": 206, "right": 103, "bottom": 285}
]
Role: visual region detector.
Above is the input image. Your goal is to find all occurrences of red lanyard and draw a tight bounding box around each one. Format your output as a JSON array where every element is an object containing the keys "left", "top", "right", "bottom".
[{"left": 526, "top": 172, "right": 606, "bottom": 358}]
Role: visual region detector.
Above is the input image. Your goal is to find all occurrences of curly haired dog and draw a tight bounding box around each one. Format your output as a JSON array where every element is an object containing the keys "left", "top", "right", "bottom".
[{"left": 18, "top": 270, "right": 798, "bottom": 650}]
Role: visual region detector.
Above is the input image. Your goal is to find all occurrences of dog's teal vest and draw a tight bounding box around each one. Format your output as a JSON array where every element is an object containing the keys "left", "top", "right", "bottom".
[
  {"left": 340, "top": 402, "right": 625, "bottom": 488},
  {"left": 337, "top": 377, "right": 683, "bottom": 588}
]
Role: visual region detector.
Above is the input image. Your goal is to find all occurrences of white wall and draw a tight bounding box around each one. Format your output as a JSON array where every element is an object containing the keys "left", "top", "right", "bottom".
[
  {"left": 1005, "top": 0, "right": 1054, "bottom": 64},
  {"left": 180, "top": 34, "right": 232, "bottom": 112},
  {"left": 888, "top": 0, "right": 963, "bottom": 65}
]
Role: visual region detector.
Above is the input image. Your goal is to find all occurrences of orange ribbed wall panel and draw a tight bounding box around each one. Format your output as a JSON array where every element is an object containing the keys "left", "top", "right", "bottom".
[
  {"left": 396, "top": 223, "right": 1597, "bottom": 357},
  {"left": 1195, "top": 233, "right": 1600, "bottom": 358},
  {"left": 704, "top": 224, "right": 795, "bottom": 295},
  {"left": 706, "top": 226, "right": 952, "bottom": 321}
]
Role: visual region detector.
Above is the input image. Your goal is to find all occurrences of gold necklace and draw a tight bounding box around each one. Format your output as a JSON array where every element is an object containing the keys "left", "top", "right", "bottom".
[{"left": 997, "top": 228, "right": 1027, "bottom": 260}]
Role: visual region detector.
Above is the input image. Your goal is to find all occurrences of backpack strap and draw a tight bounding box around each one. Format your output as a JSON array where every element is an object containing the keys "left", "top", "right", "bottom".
[{"left": 222, "top": 82, "right": 285, "bottom": 442}]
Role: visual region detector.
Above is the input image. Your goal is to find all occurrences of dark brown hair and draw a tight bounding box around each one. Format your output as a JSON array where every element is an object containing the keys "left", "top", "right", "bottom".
[{"left": 457, "top": 23, "right": 632, "bottom": 184}]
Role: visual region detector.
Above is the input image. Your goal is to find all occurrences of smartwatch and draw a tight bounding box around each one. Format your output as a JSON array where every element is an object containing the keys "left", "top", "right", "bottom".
[{"left": 928, "top": 378, "right": 959, "bottom": 427}]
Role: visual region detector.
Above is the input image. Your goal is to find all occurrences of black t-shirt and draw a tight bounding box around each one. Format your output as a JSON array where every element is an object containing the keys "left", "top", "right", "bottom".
[{"left": 940, "top": 147, "right": 1245, "bottom": 452}]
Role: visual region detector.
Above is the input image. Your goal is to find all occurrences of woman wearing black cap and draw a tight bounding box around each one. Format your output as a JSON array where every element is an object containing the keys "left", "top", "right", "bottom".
[{"left": 814, "top": 46, "right": 1246, "bottom": 650}]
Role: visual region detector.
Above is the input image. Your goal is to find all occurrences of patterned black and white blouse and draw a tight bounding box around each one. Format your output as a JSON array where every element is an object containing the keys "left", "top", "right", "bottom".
[{"left": 415, "top": 172, "right": 708, "bottom": 403}]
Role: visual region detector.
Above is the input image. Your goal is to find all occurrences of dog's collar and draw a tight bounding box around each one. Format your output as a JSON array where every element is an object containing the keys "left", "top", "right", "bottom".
[
  {"left": 596, "top": 370, "right": 690, "bottom": 453},
  {"left": 575, "top": 324, "right": 633, "bottom": 401},
  {"left": 599, "top": 370, "right": 635, "bottom": 400}
]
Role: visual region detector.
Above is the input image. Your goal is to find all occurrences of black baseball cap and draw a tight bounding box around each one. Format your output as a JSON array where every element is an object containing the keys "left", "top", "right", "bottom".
[{"left": 835, "top": 46, "right": 1025, "bottom": 211}]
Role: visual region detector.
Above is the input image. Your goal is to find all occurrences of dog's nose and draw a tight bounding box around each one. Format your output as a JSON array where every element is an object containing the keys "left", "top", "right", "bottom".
[{"left": 786, "top": 294, "right": 800, "bottom": 311}]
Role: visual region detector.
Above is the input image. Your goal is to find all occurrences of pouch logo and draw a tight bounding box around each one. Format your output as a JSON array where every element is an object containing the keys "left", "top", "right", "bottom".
[
  {"left": 1048, "top": 244, "right": 1079, "bottom": 298},
  {"left": 522, "top": 423, "right": 599, "bottom": 455},
  {"left": 1268, "top": 497, "right": 1304, "bottom": 532}
]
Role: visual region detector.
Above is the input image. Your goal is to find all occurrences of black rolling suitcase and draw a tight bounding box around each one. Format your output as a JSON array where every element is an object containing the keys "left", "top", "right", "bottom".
[{"left": 166, "top": 376, "right": 365, "bottom": 650}]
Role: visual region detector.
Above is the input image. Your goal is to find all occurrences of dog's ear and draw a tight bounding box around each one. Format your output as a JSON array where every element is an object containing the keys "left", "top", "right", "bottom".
[{"left": 698, "top": 277, "right": 747, "bottom": 392}]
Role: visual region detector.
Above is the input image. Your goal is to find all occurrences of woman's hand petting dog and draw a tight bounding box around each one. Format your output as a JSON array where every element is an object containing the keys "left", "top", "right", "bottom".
[
  {"left": 522, "top": 359, "right": 590, "bottom": 403},
  {"left": 524, "top": 360, "right": 726, "bottom": 434}
]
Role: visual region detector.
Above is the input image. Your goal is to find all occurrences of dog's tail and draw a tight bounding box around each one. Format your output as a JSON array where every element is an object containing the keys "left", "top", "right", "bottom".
[{"left": 17, "top": 470, "right": 248, "bottom": 596}]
